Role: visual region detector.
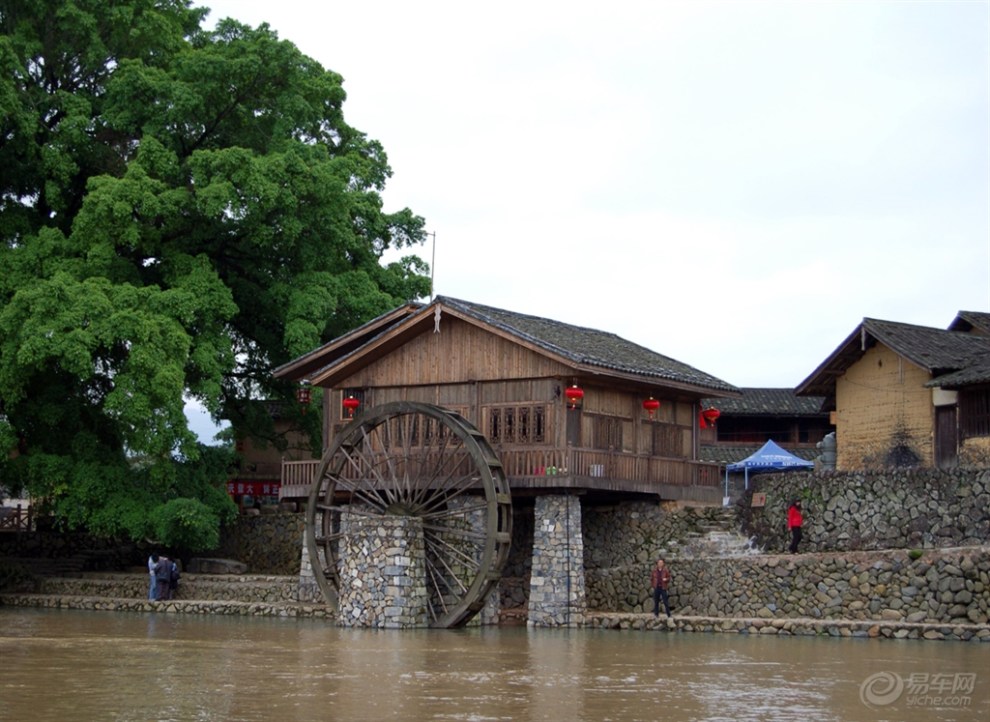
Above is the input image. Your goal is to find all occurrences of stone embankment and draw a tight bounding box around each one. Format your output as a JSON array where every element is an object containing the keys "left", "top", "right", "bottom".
[
  {"left": 587, "top": 547, "right": 990, "bottom": 626},
  {"left": 0, "top": 572, "right": 332, "bottom": 619}
]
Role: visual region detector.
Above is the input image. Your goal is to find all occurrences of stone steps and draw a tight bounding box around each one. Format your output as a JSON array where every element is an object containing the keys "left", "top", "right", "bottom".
[
  {"left": 0, "top": 592, "right": 332, "bottom": 618},
  {"left": 0, "top": 569, "right": 331, "bottom": 618},
  {"left": 5, "top": 571, "right": 304, "bottom": 605}
]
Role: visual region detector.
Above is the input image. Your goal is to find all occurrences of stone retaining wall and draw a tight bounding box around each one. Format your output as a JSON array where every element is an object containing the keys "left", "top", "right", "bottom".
[
  {"left": 583, "top": 502, "right": 736, "bottom": 569},
  {"left": 586, "top": 547, "right": 990, "bottom": 627},
  {"left": 213, "top": 512, "right": 305, "bottom": 574},
  {"left": 739, "top": 468, "right": 990, "bottom": 553}
]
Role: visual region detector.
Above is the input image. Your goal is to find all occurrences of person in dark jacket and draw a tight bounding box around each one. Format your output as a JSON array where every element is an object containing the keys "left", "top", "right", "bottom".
[
  {"left": 650, "top": 558, "right": 672, "bottom": 618},
  {"left": 154, "top": 555, "right": 172, "bottom": 601},
  {"left": 787, "top": 500, "right": 804, "bottom": 553}
]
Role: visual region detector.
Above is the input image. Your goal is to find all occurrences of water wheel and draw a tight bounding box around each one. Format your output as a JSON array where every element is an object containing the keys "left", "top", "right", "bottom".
[{"left": 305, "top": 401, "right": 513, "bottom": 628}]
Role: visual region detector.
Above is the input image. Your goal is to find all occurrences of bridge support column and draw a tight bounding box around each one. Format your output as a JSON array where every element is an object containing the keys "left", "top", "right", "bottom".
[
  {"left": 337, "top": 514, "right": 429, "bottom": 628},
  {"left": 528, "top": 494, "right": 586, "bottom": 627}
]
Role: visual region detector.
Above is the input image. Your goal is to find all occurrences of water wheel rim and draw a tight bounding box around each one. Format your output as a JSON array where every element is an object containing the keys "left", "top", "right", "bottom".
[{"left": 305, "top": 401, "right": 512, "bottom": 628}]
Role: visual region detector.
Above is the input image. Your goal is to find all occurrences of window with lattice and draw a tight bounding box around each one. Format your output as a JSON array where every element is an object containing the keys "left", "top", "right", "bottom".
[
  {"left": 592, "top": 415, "right": 623, "bottom": 450},
  {"left": 487, "top": 405, "right": 546, "bottom": 444},
  {"left": 652, "top": 422, "right": 682, "bottom": 457}
]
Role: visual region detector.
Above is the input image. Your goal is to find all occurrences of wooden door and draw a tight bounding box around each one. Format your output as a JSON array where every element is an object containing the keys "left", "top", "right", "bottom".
[{"left": 934, "top": 405, "right": 957, "bottom": 469}]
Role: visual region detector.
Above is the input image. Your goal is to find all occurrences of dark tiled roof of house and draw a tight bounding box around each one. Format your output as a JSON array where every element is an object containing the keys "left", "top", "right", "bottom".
[
  {"left": 864, "top": 318, "right": 990, "bottom": 373},
  {"left": 927, "top": 359, "right": 990, "bottom": 388},
  {"left": 798, "top": 316, "right": 990, "bottom": 396},
  {"left": 948, "top": 310, "right": 990, "bottom": 335},
  {"left": 699, "top": 444, "right": 820, "bottom": 464},
  {"left": 438, "top": 296, "right": 740, "bottom": 394},
  {"left": 700, "top": 388, "right": 827, "bottom": 416},
  {"left": 273, "top": 303, "right": 422, "bottom": 380}
]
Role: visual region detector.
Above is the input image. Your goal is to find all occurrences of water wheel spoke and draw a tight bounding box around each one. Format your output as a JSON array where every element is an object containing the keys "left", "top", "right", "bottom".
[
  {"left": 421, "top": 523, "right": 487, "bottom": 543},
  {"left": 417, "top": 444, "right": 475, "bottom": 495},
  {"left": 404, "top": 449, "right": 468, "bottom": 510},
  {"left": 424, "top": 551, "right": 470, "bottom": 597},
  {"left": 411, "top": 427, "right": 463, "bottom": 480},
  {"left": 314, "top": 530, "right": 346, "bottom": 543},
  {"left": 335, "top": 444, "right": 398, "bottom": 509},
  {"left": 415, "top": 473, "right": 484, "bottom": 516},
  {"left": 424, "top": 532, "right": 483, "bottom": 573},
  {"left": 423, "top": 560, "right": 451, "bottom": 621},
  {"left": 418, "top": 502, "right": 488, "bottom": 521}
]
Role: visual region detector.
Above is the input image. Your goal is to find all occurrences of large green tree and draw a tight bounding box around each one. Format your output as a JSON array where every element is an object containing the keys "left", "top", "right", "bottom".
[{"left": 0, "top": 0, "right": 430, "bottom": 550}]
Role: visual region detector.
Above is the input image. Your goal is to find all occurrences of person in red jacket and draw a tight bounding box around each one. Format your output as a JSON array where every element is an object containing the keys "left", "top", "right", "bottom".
[
  {"left": 650, "top": 558, "right": 672, "bottom": 618},
  {"left": 787, "top": 500, "right": 804, "bottom": 553}
]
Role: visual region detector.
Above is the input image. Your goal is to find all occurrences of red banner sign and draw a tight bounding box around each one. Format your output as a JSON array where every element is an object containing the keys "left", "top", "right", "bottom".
[{"left": 227, "top": 481, "right": 281, "bottom": 497}]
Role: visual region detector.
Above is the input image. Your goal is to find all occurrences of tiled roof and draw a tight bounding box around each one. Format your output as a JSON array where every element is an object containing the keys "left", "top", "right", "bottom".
[
  {"left": 948, "top": 310, "right": 990, "bottom": 336},
  {"left": 864, "top": 318, "right": 990, "bottom": 374},
  {"left": 798, "top": 315, "right": 990, "bottom": 396},
  {"left": 438, "top": 297, "right": 740, "bottom": 394},
  {"left": 928, "top": 359, "right": 990, "bottom": 388},
  {"left": 273, "top": 303, "right": 421, "bottom": 381},
  {"left": 700, "top": 388, "right": 827, "bottom": 416},
  {"left": 699, "top": 444, "right": 820, "bottom": 464}
]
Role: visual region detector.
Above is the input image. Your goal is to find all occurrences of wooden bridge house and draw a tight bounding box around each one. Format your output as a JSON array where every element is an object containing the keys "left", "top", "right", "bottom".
[
  {"left": 273, "top": 296, "right": 742, "bottom": 626},
  {"left": 274, "top": 296, "right": 740, "bottom": 504}
]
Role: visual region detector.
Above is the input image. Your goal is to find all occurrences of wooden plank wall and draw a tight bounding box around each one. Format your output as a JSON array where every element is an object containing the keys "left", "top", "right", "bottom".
[{"left": 321, "top": 316, "right": 701, "bottom": 461}]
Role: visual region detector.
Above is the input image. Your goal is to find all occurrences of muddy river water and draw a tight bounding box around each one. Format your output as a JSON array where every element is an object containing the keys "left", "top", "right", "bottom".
[{"left": 0, "top": 608, "right": 986, "bottom": 721}]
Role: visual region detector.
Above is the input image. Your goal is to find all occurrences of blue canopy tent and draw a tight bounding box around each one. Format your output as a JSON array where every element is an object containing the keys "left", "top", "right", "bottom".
[{"left": 724, "top": 439, "right": 815, "bottom": 497}]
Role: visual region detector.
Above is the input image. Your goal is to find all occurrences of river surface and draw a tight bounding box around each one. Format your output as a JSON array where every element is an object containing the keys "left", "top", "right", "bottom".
[{"left": 1, "top": 608, "right": 987, "bottom": 721}]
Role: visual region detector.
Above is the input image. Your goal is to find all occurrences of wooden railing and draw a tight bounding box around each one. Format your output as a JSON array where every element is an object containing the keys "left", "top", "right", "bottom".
[
  {"left": 279, "top": 459, "right": 320, "bottom": 499},
  {"left": 499, "top": 447, "right": 721, "bottom": 490},
  {"left": 279, "top": 447, "right": 722, "bottom": 499},
  {"left": 0, "top": 504, "right": 34, "bottom": 533}
]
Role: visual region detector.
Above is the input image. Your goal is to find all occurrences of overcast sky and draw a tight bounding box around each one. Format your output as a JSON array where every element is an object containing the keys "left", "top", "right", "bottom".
[{"left": 196, "top": 0, "right": 988, "bottom": 398}]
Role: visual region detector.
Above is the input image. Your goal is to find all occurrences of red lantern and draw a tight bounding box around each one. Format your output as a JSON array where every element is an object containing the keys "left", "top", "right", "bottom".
[
  {"left": 643, "top": 396, "right": 660, "bottom": 419},
  {"left": 342, "top": 395, "right": 361, "bottom": 418},
  {"left": 296, "top": 382, "right": 311, "bottom": 412},
  {"left": 702, "top": 407, "right": 720, "bottom": 427},
  {"left": 564, "top": 384, "right": 584, "bottom": 410}
]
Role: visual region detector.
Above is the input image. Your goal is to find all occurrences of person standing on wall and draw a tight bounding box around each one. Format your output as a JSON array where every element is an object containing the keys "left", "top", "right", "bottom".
[
  {"left": 787, "top": 500, "right": 804, "bottom": 553},
  {"left": 650, "top": 558, "right": 672, "bottom": 618}
]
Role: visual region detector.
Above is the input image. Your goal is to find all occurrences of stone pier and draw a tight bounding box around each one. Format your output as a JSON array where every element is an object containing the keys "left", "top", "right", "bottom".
[
  {"left": 528, "top": 494, "right": 586, "bottom": 627},
  {"left": 337, "top": 514, "right": 428, "bottom": 628}
]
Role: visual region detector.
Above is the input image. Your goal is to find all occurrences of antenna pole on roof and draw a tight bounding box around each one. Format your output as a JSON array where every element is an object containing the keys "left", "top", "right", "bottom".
[{"left": 428, "top": 231, "right": 437, "bottom": 301}]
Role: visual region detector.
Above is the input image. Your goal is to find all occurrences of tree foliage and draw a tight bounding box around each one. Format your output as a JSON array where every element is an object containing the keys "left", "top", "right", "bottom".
[{"left": 0, "top": 0, "right": 431, "bottom": 546}]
